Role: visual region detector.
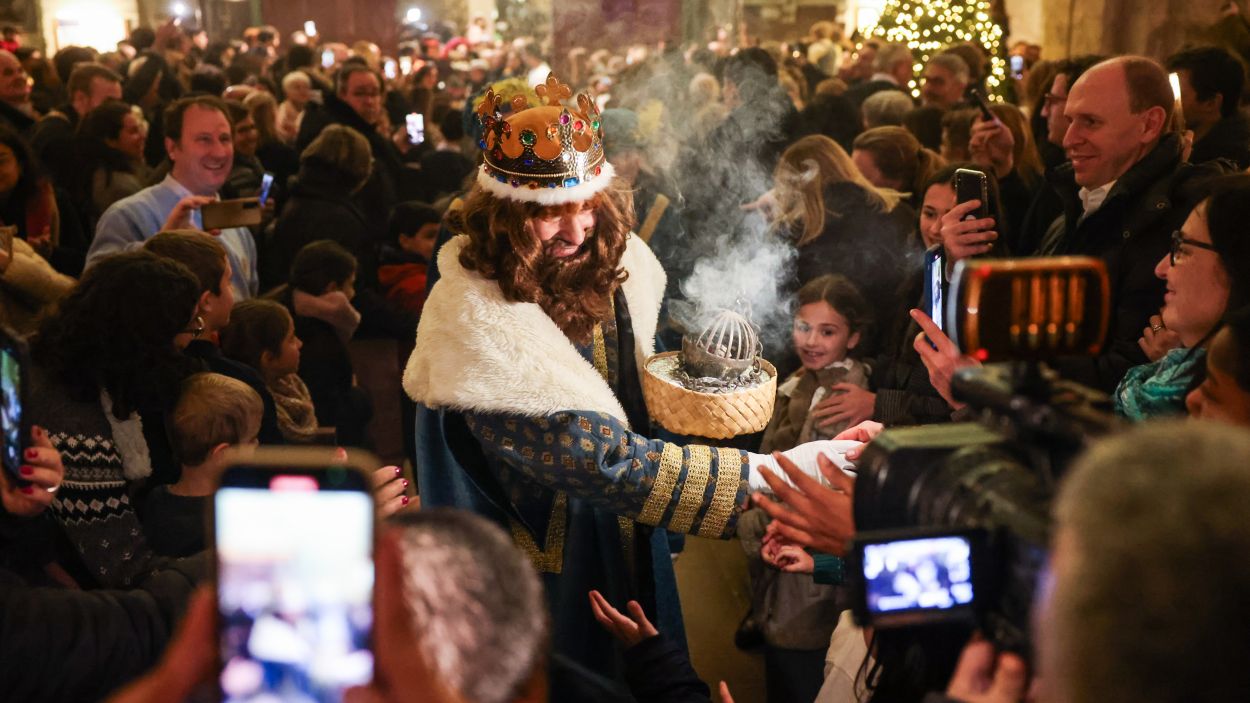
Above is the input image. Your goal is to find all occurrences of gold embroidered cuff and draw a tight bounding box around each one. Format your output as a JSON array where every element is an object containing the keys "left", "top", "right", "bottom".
[
  {"left": 638, "top": 443, "right": 683, "bottom": 526},
  {"left": 698, "top": 448, "right": 745, "bottom": 538},
  {"left": 670, "top": 445, "right": 713, "bottom": 534}
]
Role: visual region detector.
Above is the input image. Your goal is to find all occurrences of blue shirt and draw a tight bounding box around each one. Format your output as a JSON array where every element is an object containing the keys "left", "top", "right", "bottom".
[{"left": 87, "top": 174, "right": 259, "bottom": 299}]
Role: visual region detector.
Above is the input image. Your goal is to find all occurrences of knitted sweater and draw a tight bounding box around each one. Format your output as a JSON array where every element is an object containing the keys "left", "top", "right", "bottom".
[{"left": 28, "top": 365, "right": 160, "bottom": 588}]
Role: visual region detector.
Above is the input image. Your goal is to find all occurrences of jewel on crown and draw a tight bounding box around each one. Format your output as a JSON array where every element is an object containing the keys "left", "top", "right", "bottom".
[{"left": 474, "top": 73, "right": 609, "bottom": 198}]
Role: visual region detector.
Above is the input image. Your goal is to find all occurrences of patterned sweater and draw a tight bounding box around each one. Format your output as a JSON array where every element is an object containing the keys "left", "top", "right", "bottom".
[{"left": 29, "top": 366, "right": 159, "bottom": 588}]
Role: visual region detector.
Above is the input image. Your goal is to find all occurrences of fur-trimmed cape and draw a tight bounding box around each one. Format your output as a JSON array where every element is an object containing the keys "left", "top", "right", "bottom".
[{"left": 402, "top": 233, "right": 666, "bottom": 427}]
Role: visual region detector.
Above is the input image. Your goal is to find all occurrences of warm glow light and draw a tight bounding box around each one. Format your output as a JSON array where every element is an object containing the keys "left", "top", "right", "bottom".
[
  {"left": 171, "top": 2, "right": 188, "bottom": 17},
  {"left": 867, "top": 0, "right": 1008, "bottom": 99},
  {"left": 54, "top": 5, "right": 127, "bottom": 53},
  {"left": 405, "top": 7, "right": 422, "bottom": 23}
]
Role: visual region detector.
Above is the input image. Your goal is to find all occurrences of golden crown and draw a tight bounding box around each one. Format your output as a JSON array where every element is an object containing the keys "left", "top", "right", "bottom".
[{"left": 474, "top": 73, "right": 614, "bottom": 205}]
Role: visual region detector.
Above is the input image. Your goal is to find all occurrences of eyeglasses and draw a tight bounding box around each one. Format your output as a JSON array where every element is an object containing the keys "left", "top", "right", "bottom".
[
  {"left": 183, "top": 314, "right": 205, "bottom": 337},
  {"left": 1170, "top": 230, "right": 1217, "bottom": 266},
  {"left": 1042, "top": 93, "right": 1067, "bottom": 106}
]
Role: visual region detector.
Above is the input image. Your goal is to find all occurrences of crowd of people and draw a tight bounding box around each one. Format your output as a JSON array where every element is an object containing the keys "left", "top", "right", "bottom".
[{"left": 1, "top": 7, "right": 1250, "bottom": 703}]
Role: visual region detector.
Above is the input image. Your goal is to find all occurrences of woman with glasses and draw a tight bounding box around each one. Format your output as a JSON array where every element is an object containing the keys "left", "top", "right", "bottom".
[
  {"left": 1113, "top": 174, "right": 1250, "bottom": 420},
  {"left": 26, "top": 250, "right": 203, "bottom": 587}
]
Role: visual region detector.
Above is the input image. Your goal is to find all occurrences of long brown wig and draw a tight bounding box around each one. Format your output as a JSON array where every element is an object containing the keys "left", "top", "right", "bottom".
[{"left": 454, "top": 180, "right": 635, "bottom": 344}]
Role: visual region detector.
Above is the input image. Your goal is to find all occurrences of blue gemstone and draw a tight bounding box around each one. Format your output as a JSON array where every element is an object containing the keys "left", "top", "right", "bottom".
[
  {"left": 495, "top": 173, "right": 507, "bottom": 183},
  {"left": 478, "top": 140, "right": 486, "bottom": 149},
  {"left": 547, "top": 182, "right": 557, "bottom": 188},
  {"left": 523, "top": 158, "right": 534, "bottom": 166},
  {"left": 563, "top": 177, "right": 580, "bottom": 187}
]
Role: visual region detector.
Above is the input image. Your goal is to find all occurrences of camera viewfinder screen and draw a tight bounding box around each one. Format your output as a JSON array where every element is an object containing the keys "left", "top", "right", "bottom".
[
  {"left": 863, "top": 536, "right": 974, "bottom": 613},
  {"left": 216, "top": 485, "right": 373, "bottom": 703},
  {"left": 1, "top": 347, "right": 20, "bottom": 475}
]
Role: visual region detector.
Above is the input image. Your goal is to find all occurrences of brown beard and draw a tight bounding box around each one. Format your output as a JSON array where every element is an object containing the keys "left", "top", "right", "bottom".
[{"left": 455, "top": 181, "right": 635, "bottom": 345}]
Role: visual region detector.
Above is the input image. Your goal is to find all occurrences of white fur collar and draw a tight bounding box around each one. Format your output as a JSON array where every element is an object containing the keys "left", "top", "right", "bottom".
[{"left": 402, "top": 233, "right": 666, "bottom": 427}]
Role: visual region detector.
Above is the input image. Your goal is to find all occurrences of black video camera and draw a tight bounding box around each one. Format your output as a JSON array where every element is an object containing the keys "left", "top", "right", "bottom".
[{"left": 847, "top": 257, "right": 1121, "bottom": 654}]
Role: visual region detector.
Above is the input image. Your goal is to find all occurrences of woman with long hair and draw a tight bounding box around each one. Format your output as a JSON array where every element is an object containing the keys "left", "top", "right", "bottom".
[
  {"left": 0, "top": 123, "right": 86, "bottom": 276},
  {"left": 772, "top": 134, "right": 916, "bottom": 355},
  {"left": 851, "top": 126, "right": 946, "bottom": 209},
  {"left": 243, "top": 90, "right": 299, "bottom": 203},
  {"left": 77, "top": 99, "right": 152, "bottom": 224},
  {"left": 28, "top": 250, "right": 202, "bottom": 587}
]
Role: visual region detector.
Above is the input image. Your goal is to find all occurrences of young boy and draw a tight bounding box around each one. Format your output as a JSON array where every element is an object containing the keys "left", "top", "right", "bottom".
[
  {"left": 378, "top": 201, "right": 441, "bottom": 315},
  {"left": 142, "top": 372, "right": 263, "bottom": 557}
]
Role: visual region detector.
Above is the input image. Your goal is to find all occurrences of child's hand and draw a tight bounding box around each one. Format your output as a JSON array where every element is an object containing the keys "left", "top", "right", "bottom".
[
  {"left": 589, "top": 590, "right": 658, "bottom": 648},
  {"left": 810, "top": 383, "right": 875, "bottom": 429},
  {"left": 774, "top": 545, "right": 815, "bottom": 574}
]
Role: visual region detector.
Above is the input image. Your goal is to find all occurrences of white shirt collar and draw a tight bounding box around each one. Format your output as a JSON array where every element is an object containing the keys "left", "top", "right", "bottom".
[{"left": 1078, "top": 179, "right": 1117, "bottom": 216}]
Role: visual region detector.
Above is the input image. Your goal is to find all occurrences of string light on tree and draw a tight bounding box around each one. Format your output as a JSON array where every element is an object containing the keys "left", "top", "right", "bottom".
[{"left": 867, "top": 0, "right": 1008, "bottom": 99}]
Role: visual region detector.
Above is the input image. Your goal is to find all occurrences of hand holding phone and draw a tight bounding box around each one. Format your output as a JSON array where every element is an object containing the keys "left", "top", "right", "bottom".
[
  {"left": 258, "top": 173, "right": 275, "bottom": 208},
  {"left": 214, "top": 449, "right": 377, "bottom": 702},
  {"left": 405, "top": 112, "right": 425, "bottom": 145},
  {"left": 201, "top": 198, "right": 263, "bottom": 230},
  {"left": 0, "top": 328, "right": 29, "bottom": 488}
]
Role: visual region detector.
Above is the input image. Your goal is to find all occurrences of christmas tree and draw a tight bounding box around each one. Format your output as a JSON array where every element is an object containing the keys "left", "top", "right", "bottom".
[{"left": 868, "top": 0, "right": 1008, "bottom": 99}]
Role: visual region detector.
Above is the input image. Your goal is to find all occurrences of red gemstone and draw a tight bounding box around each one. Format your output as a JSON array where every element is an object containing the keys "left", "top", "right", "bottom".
[
  {"left": 595, "top": 166, "right": 602, "bottom": 175},
  {"left": 573, "top": 120, "right": 584, "bottom": 131}
]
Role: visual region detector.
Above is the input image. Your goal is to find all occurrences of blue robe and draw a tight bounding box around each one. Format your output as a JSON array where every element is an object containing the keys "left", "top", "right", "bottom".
[{"left": 407, "top": 234, "right": 750, "bottom": 687}]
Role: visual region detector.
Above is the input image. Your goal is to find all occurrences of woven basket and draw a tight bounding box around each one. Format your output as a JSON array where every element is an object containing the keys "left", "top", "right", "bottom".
[{"left": 641, "top": 351, "right": 777, "bottom": 439}]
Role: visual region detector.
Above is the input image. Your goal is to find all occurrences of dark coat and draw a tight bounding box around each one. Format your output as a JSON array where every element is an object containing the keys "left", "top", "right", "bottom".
[
  {"left": 295, "top": 92, "right": 406, "bottom": 239},
  {"left": 183, "top": 339, "right": 285, "bottom": 445},
  {"left": 264, "top": 164, "right": 372, "bottom": 291},
  {"left": 791, "top": 182, "right": 918, "bottom": 356},
  {"left": 1189, "top": 114, "right": 1250, "bottom": 171},
  {"left": 1041, "top": 133, "right": 1229, "bottom": 392},
  {"left": 0, "top": 510, "right": 204, "bottom": 703}
]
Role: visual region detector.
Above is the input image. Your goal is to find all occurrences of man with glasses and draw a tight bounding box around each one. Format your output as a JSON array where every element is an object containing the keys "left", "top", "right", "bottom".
[
  {"left": 295, "top": 62, "right": 405, "bottom": 244},
  {"left": 0, "top": 50, "right": 35, "bottom": 134}
]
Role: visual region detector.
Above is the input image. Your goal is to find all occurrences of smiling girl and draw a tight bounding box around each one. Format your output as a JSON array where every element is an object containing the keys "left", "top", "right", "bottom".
[{"left": 761, "top": 274, "right": 872, "bottom": 452}]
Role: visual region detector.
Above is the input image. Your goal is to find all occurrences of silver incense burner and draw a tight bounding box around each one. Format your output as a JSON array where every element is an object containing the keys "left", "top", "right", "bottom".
[{"left": 680, "top": 309, "right": 761, "bottom": 382}]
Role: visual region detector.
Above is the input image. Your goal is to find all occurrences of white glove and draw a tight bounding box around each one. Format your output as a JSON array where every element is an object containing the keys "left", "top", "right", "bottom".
[{"left": 747, "top": 439, "right": 862, "bottom": 493}]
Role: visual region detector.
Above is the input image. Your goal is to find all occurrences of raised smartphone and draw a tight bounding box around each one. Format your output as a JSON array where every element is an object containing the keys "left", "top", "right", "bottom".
[{"left": 214, "top": 449, "right": 376, "bottom": 703}]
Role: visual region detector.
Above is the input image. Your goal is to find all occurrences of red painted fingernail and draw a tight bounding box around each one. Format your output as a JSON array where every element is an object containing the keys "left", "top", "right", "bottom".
[
  {"left": 401, "top": 495, "right": 410, "bottom": 506},
  {"left": 393, "top": 466, "right": 402, "bottom": 477},
  {"left": 401, "top": 479, "right": 409, "bottom": 488},
  {"left": 25, "top": 449, "right": 37, "bottom": 459},
  {"left": 19, "top": 465, "right": 33, "bottom": 476},
  {"left": 20, "top": 486, "right": 33, "bottom": 494}
]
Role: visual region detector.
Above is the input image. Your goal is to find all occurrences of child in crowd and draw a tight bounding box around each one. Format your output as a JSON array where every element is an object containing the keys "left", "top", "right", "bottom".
[
  {"left": 143, "top": 372, "right": 263, "bottom": 557},
  {"left": 761, "top": 274, "right": 873, "bottom": 451},
  {"left": 378, "top": 201, "right": 441, "bottom": 316},
  {"left": 737, "top": 274, "right": 873, "bottom": 701},
  {"left": 219, "top": 299, "right": 325, "bottom": 444},
  {"left": 269, "top": 240, "right": 371, "bottom": 447}
]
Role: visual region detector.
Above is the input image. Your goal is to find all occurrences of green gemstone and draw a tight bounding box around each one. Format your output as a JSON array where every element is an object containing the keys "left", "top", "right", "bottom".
[
  {"left": 520, "top": 129, "right": 537, "bottom": 146},
  {"left": 592, "top": 120, "right": 600, "bottom": 131}
]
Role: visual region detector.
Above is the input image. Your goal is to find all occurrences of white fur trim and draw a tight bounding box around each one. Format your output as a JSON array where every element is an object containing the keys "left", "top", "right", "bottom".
[
  {"left": 402, "top": 232, "right": 666, "bottom": 426},
  {"left": 475, "top": 161, "right": 617, "bottom": 206},
  {"left": 100, "top": 390, "right": 152, "bottom": 481}
]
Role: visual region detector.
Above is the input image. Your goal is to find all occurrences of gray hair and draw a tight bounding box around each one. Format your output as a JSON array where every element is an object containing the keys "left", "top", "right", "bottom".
[
  {"left": 927, "top": 53, "right": 970, "bottom": 83},
  {"left": 874, "top": 43, "right": 914, "bottom": 74},
  {"left": 1053, "top": 420, "right": 1250, "bottom": 703},
  {"left": 862, "top": 90, "right": 915, "bottom": 128},
  {"left": 281, "top": 70, "right": 311, "bottom": 92},
  {"left": 391, "top": 509, "right": 548, "bottom": 703}
]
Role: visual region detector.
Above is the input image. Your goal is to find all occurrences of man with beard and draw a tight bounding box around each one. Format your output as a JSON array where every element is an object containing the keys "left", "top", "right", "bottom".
[{"left": 404, "top": 74, "right": 853, "bottom": 691}]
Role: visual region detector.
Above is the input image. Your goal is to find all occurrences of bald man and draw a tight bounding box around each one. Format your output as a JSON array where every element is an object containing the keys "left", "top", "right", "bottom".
[
  {"left": 1038, "top": 56, "right": 1229, "bottom": 393},
  {"left": 0, "top": 50, "right": 36, "bottom": 133}
]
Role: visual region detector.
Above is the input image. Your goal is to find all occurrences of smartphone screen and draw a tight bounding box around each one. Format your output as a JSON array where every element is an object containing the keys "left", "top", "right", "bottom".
[
  {"left": 399, "top": 56, "right": 412, "bottom": 75},
  {"left": 924, "top": 244, "right": 946, "bottom": 333},
  {"left": 304, "top": 20, "right": 318, "bottom": 37},
  {"left": 862, "top": 535, "right": 975, "bottom": 614},
  {"left": 384, "top": 60, "right": 397, "bottom": 81},
  {"left": 215, "top": 467, "right": 373, "bottom": 702},
  {"left": 1010, "top": 55, "right": 1025, "bottom": 80},
  {"left": 258, "top": 173, "right": 274, "bottom": 207},
  {"left": 405, "top": 113, "right": 424, "bottom": 145},
  {"left": 0, "top": 340, "right": 22, "bottom": 481},
  {"left": 321, "top": 49, "right": 335, "bottom": 69}
]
